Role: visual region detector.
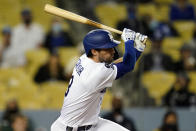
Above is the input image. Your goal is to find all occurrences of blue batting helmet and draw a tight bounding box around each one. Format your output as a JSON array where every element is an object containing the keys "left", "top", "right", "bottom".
[{"left": 83, "top": 29, "right": 120, "bottom": 55}]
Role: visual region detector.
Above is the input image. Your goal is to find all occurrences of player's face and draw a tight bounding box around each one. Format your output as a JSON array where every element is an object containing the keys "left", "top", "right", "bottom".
[{"left": 98, "top": 48, "right": 115, "bottom": 64}]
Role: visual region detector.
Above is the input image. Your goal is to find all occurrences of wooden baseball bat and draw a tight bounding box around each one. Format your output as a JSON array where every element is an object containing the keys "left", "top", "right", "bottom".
[{"left": 44, "top": 4, "right": 123, "bottom": 34}]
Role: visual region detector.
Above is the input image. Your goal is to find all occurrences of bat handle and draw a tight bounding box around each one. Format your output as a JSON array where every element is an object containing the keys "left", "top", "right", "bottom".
[{"left": 86, "top": 20, "right": 123, "bottom": 35}]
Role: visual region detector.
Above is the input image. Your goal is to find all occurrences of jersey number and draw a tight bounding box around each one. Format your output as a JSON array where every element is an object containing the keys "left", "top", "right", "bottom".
[{"left": 65, "top": 75, "right": 74, "bottom": 97}]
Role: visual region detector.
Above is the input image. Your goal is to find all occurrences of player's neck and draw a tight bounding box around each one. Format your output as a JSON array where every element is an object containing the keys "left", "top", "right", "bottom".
[{"left": 90, "top": 56, "right": 100, "bottom": 63}]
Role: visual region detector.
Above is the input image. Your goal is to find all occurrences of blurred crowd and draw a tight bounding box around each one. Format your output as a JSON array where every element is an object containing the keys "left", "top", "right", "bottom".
[
  {"left": 0, "top": 99, "right": 32, "bottom": 131},
  {"left": 1, "top": 0, "right": 196, "bottom": 130},
  {"left": 0, "top": 8, "right": 74, "bottom": 82}
]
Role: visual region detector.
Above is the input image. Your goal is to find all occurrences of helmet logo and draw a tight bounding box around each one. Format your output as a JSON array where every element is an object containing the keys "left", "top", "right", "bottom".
[
  {"left": 108, "top": 32, "right": 114, "bottom": 42},
  {"left": 107, "top": 31, "right": 120, "bottom": 44}
]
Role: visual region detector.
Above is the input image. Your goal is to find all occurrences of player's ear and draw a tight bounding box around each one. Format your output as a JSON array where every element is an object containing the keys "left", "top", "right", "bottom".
[{"left": 91, "top": 49, "right": 98, "bottom": 56}]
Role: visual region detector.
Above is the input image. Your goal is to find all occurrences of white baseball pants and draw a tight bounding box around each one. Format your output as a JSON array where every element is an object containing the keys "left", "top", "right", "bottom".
[{"left": 51, "top": 117, "right": 129, "bottom": 131}]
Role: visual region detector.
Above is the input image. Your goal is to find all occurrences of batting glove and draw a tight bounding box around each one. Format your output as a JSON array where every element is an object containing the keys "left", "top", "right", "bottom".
[
  {"left": 121, "top": 28, "right": 136, "bottom": 42},
  {"left": 134, "top": 33, "right": 148, "bottom": 52}
]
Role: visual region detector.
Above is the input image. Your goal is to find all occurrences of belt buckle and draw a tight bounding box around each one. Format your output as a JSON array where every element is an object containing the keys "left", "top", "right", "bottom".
[
  {"left": 86, "top": 125, "right": 92, "bottom": 130},
  {"left": 78, "top": 125, "right": 92, "bottom": 131},
  {"left": 66, "top": 126, "right": 73, "bottom": 131}
]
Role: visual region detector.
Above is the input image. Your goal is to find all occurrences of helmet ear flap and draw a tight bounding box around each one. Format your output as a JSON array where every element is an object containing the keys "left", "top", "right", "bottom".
[{"left": 113, "top": 47, "right": 119, "bottom": 60}]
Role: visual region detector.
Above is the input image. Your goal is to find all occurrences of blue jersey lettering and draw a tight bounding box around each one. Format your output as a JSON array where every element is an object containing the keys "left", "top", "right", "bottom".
[{"left": 75, "top": 59, "right": 84, "bottom": 76}]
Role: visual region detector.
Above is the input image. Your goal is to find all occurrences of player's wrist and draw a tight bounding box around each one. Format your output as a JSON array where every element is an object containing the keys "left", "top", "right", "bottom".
[{"left": 125, "top": 40, "right": 135, "bottom": 48}]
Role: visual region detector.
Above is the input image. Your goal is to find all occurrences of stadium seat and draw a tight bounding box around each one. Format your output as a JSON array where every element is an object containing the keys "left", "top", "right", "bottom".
[
  {"left": 24, "top": 0, "right": 55, "bottom": 31},
  {"left": 58, "top": 47, "right": 79, "bottom": 67},
  {"left": 0, "top": 67, "right": 37, "bottom": 109},
  {"left": 154, "top": 0, "right": 173, "bottom": 4},
  {"left": 19, "top": 100, "right": 43, "bottom": 110},
  {"left": 162, "top": 37, "right": 184, "bottom": 61},
  {"left": 154, "top": 5, "right": 170, "bottom": 22},
  {"left": 0, "top": 97, "right": 6, "bottom": 110},
  {"left": 0, "top": 83, "right": 6, "bottom": 92},
  {"left": 0, "top": 67, "right": 33, "bottom": 88},
  {"left": 142, "top": 71, "right": 176, "bottom": 105},
  {"left": 25, "top": 48, "right": 49, "bottom": 65},
  {"left": 25, "top": 48, "right": 49, "bottom": 77},
  {"left": 40, "top": 81, "right": 68, "bottom": 109},
  {"left": 190, "top": 0, "right": 196, "bottom": 8},
  {"left": 173, "top": 21, "right": 195, "bottom": 42},
  {"left": 7, "top": 85, "right": 38, "bottom": 97},
  {"left": 0, "top": 84, "right": 7, "bottom": 109},
  {"left": 101, "top": 90, "right": 113, "bottom": 110},
  {"left": 137, "top": 4, "right": 156, "bottom": 19},
  {"left": 6, "top": 86, "right": 42, "bottom": 109},
  {"left": 0, "top": 0, "right": 55, "bottom": 31},
  {"left": 95, "top": 3, "right": 127, "bottom": 28},
  {"left": 188, "top": 72, "right": 196, "bottom": 93},
  {"left": 0, "top": 0, "right": 21, "bottom": 26}
]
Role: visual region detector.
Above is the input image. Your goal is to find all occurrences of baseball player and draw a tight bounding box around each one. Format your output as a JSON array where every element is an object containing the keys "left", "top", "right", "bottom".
[{"left": 51, "top": 28, "right": 147, "bottom": 131}]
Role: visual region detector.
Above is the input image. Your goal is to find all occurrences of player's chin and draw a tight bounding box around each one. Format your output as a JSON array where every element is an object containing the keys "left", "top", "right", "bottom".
[{"left": 105, "top": 57, "right": 113, "bottom": 64}]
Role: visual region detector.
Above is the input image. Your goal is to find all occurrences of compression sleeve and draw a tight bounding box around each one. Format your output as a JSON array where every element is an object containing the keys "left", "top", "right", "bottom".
[
  {"left": 135, "top": 48, "right": 142, "bottom": 61},
  {"left": 114, "top": 40, "right": 142, "bottom": 79}
]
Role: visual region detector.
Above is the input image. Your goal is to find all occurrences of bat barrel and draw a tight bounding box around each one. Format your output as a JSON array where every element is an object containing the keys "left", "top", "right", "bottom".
[
  {"left": 44, "top": 4, "right": 87, "bottom": 23},
  {"left": 44, "top": 4, "right": 122, "bottom": 35}
]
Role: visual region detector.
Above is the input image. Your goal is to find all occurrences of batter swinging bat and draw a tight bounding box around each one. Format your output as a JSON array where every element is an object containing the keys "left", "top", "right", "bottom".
[{"left": 44, "top": 4, "right": 123, "bottom": 34}]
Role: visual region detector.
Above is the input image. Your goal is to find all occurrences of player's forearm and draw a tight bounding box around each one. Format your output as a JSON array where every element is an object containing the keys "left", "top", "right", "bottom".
[
  {"left": 115, "top": 40, "right": 136, "bottom": 79},
  {"left": 123, "top": 40, "right": 136, "bottom": 67},
  {"left": 113, "top": 48, "right": 141, "bottom": 64}
]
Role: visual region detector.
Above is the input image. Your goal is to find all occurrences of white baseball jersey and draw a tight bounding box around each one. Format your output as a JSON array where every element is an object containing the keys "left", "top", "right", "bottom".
[{"left": 60, "top": 54, "right": 117, "bottom": 127}]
